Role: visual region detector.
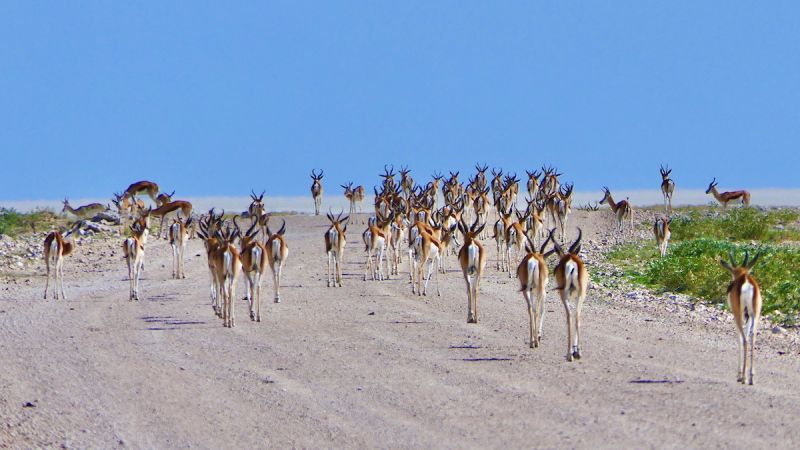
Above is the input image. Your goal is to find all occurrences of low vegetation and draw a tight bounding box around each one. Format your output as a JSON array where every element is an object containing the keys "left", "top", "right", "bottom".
[
  {"left": 607, "top": 207, "right": 800, "bottom": 325},
  {"left": 0, "top": 208, "right": 61, "bottom": 237}
]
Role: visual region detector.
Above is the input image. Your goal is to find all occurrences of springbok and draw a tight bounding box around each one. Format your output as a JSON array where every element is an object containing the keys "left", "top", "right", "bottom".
[
  {"left": 168, "top": 217, "right": 191, "bottom": 279},
  {"left": 706, "top": 178, "right": 751, "bottom": 208},
  {"left": 234, "top": 216, "right": 267, "bottom": 321},
  {"left": 342, "top": 182, "right": 365, "bottom": 222},
  {"left": 599, "top": 187, "right": 633, "bottom": 234},
  {"left": 458, "top": 217, "right": 487, "bottom": 323},
  {"left": 122, "top": 214, "right": 151, "bottom": 301},
  {"left": 212, "top": 226, "right": 242, "bottom": 327},
  {"left": 122, "top": 180, "right": 160, "bottom": 204},
  {"left": 653, "top": 216, "right": 671, "bottom": 257},
  {"left": 719, "top": 249, "right": 763, "bottom": 385},
  {"left": 150, "top": 200, "right": 193, "bottom": 239},
  {"left": 265, "top": 219, "right": 289, "bottom": 304},
  {"left": 62, "top": 199, "right": 106, "bottom": 220},
  {"left": 552, "top": 228, "right": 588, "bottom": 361},
  {"left": 156, "top": 190, "right": 176, "bottom": 207},
  {"left": 412, "top": 226, "right": 442, "bottom": 297},
  {"left": 516, "top": 230, "right": 555, "bottom": 348},
  {"left": 363, "top": 216, "right": 389, "bottom": 281},
  {"left": 325, "top": 210, "right": 349, "bottom": 287},
  {"left": 310, "top": 169, "right": 324, "bottom": 215},
  {"left": 659, "top": 165, "right": 675, "bottom": 212},
  {"left": 43, "top": 222, "right": 83, "bottom": 300}
]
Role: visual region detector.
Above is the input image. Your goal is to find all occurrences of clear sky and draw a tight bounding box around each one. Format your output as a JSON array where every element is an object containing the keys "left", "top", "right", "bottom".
[{"left": 2, "top": 2, "right": 799, "bottom": 201}]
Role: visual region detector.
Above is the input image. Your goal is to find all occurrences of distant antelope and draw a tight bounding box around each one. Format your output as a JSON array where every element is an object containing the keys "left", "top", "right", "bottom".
[
  {"left": 599, "top": 187, "right": 633, "bottom": 233},
  {"left": 123, "top": 180, "right": 159, "bottom": 204},
  {"left": 363, "top": 216, "right": 389, "bottom": 281},
  {"left": 653, "top": 216, "right": 671, "bottom": 257},
  {"left": 706, "top": 178, "right": 750, "bottom": 208},
  {"left": 156, "top": 190, "right": 175, "bottom": 208},
  {"left": 43, "top": 222, "right": 83, "bottom": 300},
  {"left": 659, "top": 165, "right": 675, "bottom": 212},
  {"left": 552, "top": 228, "right": 588, "bottom": 361},
  {"left": 516, "top": 230, "right": 555, "bottom": 348},
  {"left": 62, "top": 199, "right": 106, "bottom": 220},
  {"left": 325, "top": 210, "right": 349, "bottom": 287},
  {"left": 247, "top": 190, "right": 267, "bottom": 239},
  {"left": 342, "top": 182, "right": 365, "bottom": 222},
  {"left": 265, "top": 219, "right": 289, "bottom": 304},
  {"left": 168, "top": 217, "right": 191, "bottom": 279},
  {"left": 719, "top": 249, "right": 764, "bottom": 385},
  {"left": 458, "top": 217, "right": 487, "bottom": 324},
  {"left": 554, "top": 183, "right": 574, "bottom": 242},
  {"left": 122, "top": 214, "right": 151, "bottom": 301},
  {"left": 310, "top": 169, "right": 324, "bottom": 215},
  {"left": 505, "top": 209, "right": 528, "bottom": 278},
  {"left": 526, "top": 170, "right": 541, "bottom": 200},
  {"left": 493, "top": 208, "right": 514, "bottom": 271}
]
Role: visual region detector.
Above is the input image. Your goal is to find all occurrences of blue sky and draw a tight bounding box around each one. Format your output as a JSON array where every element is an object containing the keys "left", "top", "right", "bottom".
[{"left": 2, "top": 2, "right": 799, "bottom": 201}]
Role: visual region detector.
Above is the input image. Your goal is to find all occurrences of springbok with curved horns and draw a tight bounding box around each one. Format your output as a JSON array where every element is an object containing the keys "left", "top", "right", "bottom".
[
  {"left": 234, "top": 215, "right": 267, "bottom": 321},
  {"left": 265, "top": 219, "right": 289, "bottom": 304},
  {"left": 706, "top": 178, "right": 750, "bottom": 208},
  {"left": 516, "top": 230, "right": 555, "bottom": 348},
  {"left": 122, "top": 213, "right": 151, "bottom": 301},
  {"left": 719, "top": 249, "right": 763, "bottom": 385},
  {"left": 458, "top": 216, "right": 487, "bottom": 324},
  {"left": 310, "top": 170, "right": 324, "bottom": 215},
  {"left": 552, "top": 228, "right": 589, "bottom": 361},
  {"left": 599, "top": 187, "right": 633, "bottom": 234},
  {"left": 659, "top": 165, "right": 675, "bottom": 212},
  {"left": 341, "top": 182, "right": 365, "bottom": 223},
  {"left": 325, "top": 210, "right": 349, "bottom": 287},
  {"left": 43, "top": 222, "right": 83, "bottom": 300},
  {"left": 156, "top": 190, "right": 176, "bottom": 207}
]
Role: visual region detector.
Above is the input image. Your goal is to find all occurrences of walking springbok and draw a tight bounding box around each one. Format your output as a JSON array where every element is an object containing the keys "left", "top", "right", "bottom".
[
  {"left": 363, "top": 216, "right": 388, "bottom": 281},
  {"left": 168, "top": 217, "right": 191, "bottom": 279},
  {"left": 516, "top": 230, "right": 555, "bottom": 348},
  {"left": 43, "top": 222, "right": 83, "bottom": 300},
  {"left": 412, "top": 226, "right": 442, "bottom": 296},
  {"left": 310, "top": 169, "right": 324, "bottom": 215},
  {"left": 458, "top": 217, "right": 487, "bottom": 324},
  {"left": 212, "top": 226, "right": 242, "bottom": 327},
  {"left": 719, "top": 249, "right": 764, "bottom": 385},
  {"left": 235, "top": 216, "right": 267, "bottom": 321},
  {"left": 122, "top": 214, "right": 151, "bottom": 301},
  {"left": 325, "top": 210, "right": 348, "bottom": 287},
  {"left": 599, "top": 187, "right": 633, "bottom": 234},
  {"left": 62, "top": 199, "right": 106, "bottom": 220},
  {"left": 659, "top": 165, "right": 675, "bottom": 212},
  {"left": 653, "top": 216, "right": 671, "bottom": 257},
  {"left": 706, "top": 178, "right": 751, "bottom": 208},
  {"left": 265, "top": 219, "right": 289, "bottom": 304},
  {"left": 342, "top": 182, "right": 365, "bottom": 223},
  {"left": 552, "top": 228, "right": 588, "bottom": 361}
]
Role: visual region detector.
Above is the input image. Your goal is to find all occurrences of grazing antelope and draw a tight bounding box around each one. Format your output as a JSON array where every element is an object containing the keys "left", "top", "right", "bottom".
[
  {"left": 234, "top": 216, "right": 267, "bottom": 321},
  {"left": 659, "top": 165, "right": 676, "bottom": 212},
  {"left": 458, "top": 217, "right": 487, "bottom": 323},
  {"left": 156, "top": 190, "right": 176, "bottom": 207},
  {"left": 43, "top": 222, "right": 83, "bottom": 300},
  {"left": 123, "top": 180, "right": 160, "bottom": 203},
  {"left": 325, "top": 210, "right": 349, "bottom": 287},
  {"left": 706, "top": 178, "right": 751, "bottom": 208},
  {"left": 720, "top": 249, "right": 764, "bottom": 385},
  {"left": 516, "top": 230, "right": 555, "bottom": 348},
  {"left": 310, "top": 169, "right": 324, "bottom": 215},
  {"left": 265, "top": 219, "right": 289, "bottom": 304},
  {"left": 653, "top": 216, "right": 671, "bottom": 257},
  {"left": 599, "top": 187, "right": 633, "bottom": 234},
  {"left": 552, "top": 228, "right": 589, "bottom": 361},
  {"left": 412, "top": 227, "right": 442, "bottom": 296},
  {"left": 122, "top": 214, "right": 151, "bottom": 301},
  {"left": 62, "top": 199, "right": 106, "bottom": 220},
  {"left": 150, "top": 200, "right": 193, "bottom": 239},
  {"left": 168, "top": 217, "right": 191, "bottom": 279}
]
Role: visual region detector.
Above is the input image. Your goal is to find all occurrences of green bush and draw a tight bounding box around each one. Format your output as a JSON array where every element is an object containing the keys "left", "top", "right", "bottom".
[
  {"left": 0, "top": 208, "right": 59, "bottom": 237},
  {"left": 670, "top": 208, "right": 800, "bottom": 242}
]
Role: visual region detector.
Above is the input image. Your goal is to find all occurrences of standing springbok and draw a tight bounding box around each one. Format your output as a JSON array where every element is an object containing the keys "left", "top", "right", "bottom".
[
  {"left": 235, "top": 216, "right": 267, "bottom": 322},
  {"left": 719, "top": 249, "right": 764, "bottom": 385},
  {"left": 516, "top": 230, "right": 555, "bottom": 348},
  {"left": 706, "top": 178, "right": 751, "bottom": 208},
  {"left": 552, "top": 228, "right": 588, "bottom": 361},
  {"left": 122, "top": 214, "right": 151, "bottom": 301},
  {"left": 325, "top": 210, "right": 348, "bottom": 287},
  {"left": 212, "top": 227, "right": 242, "bottom": 327},
  {"left": 342, "top": 182, "right": 365, "bottom": 223},
  {"left": 168, "top": 217, "right": 191, "bottom": 279},
  {"left": 412, "top": 227, "right": 442, "bottom": 297},
  {"left": 265, "top": 219, "right": 289, "bottom": 304},
  {"left": 653, "top": 216, "right": 671, "bottom": 257},
  {"left": 458, "top": 217, "right": 487, "bottom": 324},
  {"left": 43, "top": 222, "right": 83, "bottom": 300},
  {"left": 362, "top": 216, "right": 388, "bottom": 281},
  {"left": 599, "top": 187, "right": 633, "bottom": 234},
  {"left": 310, "top": 169, "right": 324, "bottom": 215},
  {"left": 659, "top": 165, "right": 675, "bottom": 212}
]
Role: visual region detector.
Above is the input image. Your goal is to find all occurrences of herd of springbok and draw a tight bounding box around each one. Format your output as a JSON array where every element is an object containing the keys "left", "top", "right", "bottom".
[{"left": 41, "top": 166, "right": 762, "bottom": 385}]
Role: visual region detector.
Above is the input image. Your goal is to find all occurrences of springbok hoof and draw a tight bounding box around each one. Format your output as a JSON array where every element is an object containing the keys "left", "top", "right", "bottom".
[
  {"left": 572, "top": 350, "right": 582, "bottom": 360},
  {"left": 256, "top": 316, "right": 261, "bottom": 322},
  {"left": 274, "top": 297, "right": 281, "bottom": 303}
]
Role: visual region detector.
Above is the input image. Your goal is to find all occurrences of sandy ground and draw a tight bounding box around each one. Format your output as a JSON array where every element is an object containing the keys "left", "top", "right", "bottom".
[{"left": 2, "top": 211, "right": 800, "bottom": 449}]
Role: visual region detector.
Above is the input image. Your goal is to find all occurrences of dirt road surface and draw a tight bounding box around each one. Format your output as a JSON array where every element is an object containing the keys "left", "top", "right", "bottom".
[{"left": 2, "top": 212, "right": 800, "bottom": 448}]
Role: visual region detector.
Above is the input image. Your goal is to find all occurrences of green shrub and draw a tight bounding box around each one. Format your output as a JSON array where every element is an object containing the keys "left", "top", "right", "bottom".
[{"left": 0, "top": 208, "right": 60, "bottom": 237}]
